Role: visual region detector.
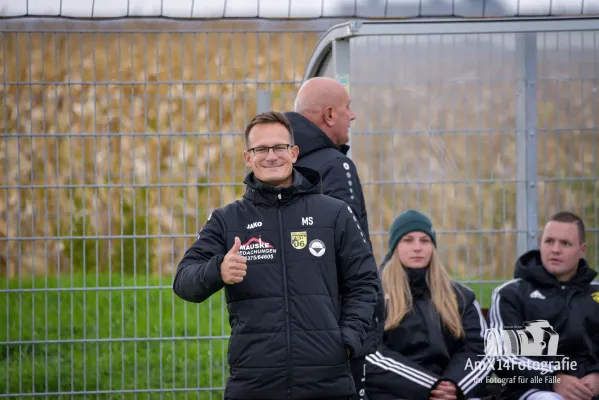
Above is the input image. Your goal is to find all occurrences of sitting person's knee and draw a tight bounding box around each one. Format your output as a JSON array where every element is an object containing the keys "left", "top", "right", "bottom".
[{"left": 518, "top": 389, "right": 565, "bottom": 400}]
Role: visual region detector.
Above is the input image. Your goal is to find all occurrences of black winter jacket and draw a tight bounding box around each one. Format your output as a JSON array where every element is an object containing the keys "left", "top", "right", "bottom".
[
  {"left": 487, "top": 250, "right": 599, "bottom": 398},
  {"left": 365, "top": 267, "right": 492, "bottom": 400},
  {"left": 285, "top": 111, "right": 385, "bottom": 358},
  {"left": 285, "top": 112, "right": 371, "bottom": 247},
  {"left": 173, "top": 166, "right": 380, "bottom": 400}
]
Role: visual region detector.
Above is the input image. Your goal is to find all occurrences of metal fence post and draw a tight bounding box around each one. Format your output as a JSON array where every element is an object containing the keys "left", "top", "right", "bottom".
[
  {"left": 257, "top": 89, "right": 272, "bottom": 114},
  {"left": 516, "top": 32, "right": 539, "bottom": 256},
  {"left": 332, "top": 37, "right": 351, "bottom": 158}
]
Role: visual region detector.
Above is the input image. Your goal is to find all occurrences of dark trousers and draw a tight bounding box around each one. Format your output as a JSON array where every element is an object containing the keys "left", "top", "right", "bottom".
[{"left": 349, "top": 355, "right": 367, "bottom": 400}]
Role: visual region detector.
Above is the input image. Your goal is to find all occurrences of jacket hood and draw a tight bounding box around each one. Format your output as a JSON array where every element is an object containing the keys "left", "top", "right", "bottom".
[
  {"left": 284, "top": 112, "right": 350, "bottom": 158},
  {"left": 242, "top": 165, "right": 322, "bottom": 206},
  {"left": 514, "top": 249, "right": 597, "bottom": 289}
]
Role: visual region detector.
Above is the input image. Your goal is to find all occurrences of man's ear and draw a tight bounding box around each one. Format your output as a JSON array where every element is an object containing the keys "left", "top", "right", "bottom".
[
  {"left": 290, "top": 145, "right": 299, "bottom": 163},
  {"left": 323, "top": 106, "right": 335, "bottom": 126},
  {"left": 580, "top": 242, "right": 587, "bottom": 257},
  {"left": 243, "top": 151, "right": 252, "bottom": 169}
]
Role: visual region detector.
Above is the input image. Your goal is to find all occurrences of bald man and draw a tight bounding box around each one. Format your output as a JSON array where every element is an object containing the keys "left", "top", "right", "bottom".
[
  {"left": 285, "top": 77, "right": 385, "bottom": 400},
  {"left": 285, "top": 77, "right": 368, "bottom": 242}
]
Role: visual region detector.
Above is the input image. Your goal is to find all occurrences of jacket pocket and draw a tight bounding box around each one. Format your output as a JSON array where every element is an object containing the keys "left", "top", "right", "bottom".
[
  {"left": 227, "top": 331, "right": 242, "bottom": 367},
  {"left": 227, "top": 305, "right": 239, "bottom": 366},
  {"left": 334, "top": 327, "right": 348, "bottom": 363}
]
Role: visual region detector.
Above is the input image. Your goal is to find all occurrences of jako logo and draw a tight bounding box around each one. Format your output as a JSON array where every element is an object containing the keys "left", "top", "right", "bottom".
[
  {"left": 247, "top": 222, "right": 262, "bottom": 229},
  {"left": 484, "top": 320, "right": 559, "bottom": 357}
]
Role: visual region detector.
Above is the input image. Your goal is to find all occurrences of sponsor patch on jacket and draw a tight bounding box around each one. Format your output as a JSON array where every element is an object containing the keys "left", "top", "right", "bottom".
[
  {"left": 238, "top": 236, "right": 277, "bottom": 261},
  {"left": 308, "top": 239, "right": 326, "bottom": 257},
  {"left": 592, "top": 292, "right": 599, "bottom": 304},
  {"left": 290, "top": 231, "right": 307, "bottom": 250}
]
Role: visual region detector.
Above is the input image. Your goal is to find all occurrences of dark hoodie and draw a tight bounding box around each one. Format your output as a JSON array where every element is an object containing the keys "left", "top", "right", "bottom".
[
  {"left": 488, "top": 250, "right": 599, "bottom": 398},
  {"left": 285, "top": 112, "right": 384, "bottom": 359},
  {"left": 173, "top": 166, "right": 380, "bottom": 400},
  {"left": 285, "top": 112, "right": 371, "bottom": 247}
]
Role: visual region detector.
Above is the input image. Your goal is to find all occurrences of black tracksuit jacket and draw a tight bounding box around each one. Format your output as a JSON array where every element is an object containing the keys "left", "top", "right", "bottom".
[
  {"left": 487, "top": 250, "right": 599, "bottom": 400},
  {"left": 172, "top": 166, "right": 380, "bottom": 400},
  {"left": 285, "top": 111, "right": 385, "bottom": 358},
  {"left": 284, "top": 112, "right": 371, "bottom": 247},
  {"left": 365, "top": 266, "right": 493, "bottom": 400}
]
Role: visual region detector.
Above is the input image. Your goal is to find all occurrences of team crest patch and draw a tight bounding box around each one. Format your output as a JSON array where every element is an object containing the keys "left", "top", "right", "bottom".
[
  {"left": 592, "top": 292, "right": 599, "bottom": 304},
  {"left": 309, "top": 239, "right": 326, "bottom": 257},
  {"left": 291, "top": 231, "right": 307, "bottom": 250}
]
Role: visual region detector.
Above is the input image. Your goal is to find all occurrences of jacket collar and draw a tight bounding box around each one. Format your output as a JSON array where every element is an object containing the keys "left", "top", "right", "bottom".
[
  {"left": 242, "top": 166, "right": 322, "bottom": 206},
  {"left": 379, "top": 256, "right": 430, "bottom": 299},
  {"left": 514, "top": 249, "right": 597, "bottom": 289},
  {"left": 284, "top": 112, "right": 350, "bottom": 158},
  {"left": 405, "top": 266, "right": 430, "bottom": 299}
]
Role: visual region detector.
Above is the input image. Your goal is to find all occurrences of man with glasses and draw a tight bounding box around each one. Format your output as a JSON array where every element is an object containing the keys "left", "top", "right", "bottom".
[{"left": 173, "top": 111, "right": 380, "bottom": 400}]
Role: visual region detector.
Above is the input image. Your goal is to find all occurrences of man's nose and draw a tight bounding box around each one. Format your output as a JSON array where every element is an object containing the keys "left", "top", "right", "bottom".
[
  {"left": 551, "top": 243, "right": 561, "bottom": 253},
  {"left": 265, "top": 149, "right": 278, "bottom": 160}
]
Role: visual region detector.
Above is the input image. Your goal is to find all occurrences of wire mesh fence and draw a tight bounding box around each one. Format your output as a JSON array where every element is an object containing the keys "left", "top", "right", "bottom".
[
  {"left": 0, "top": 20, "right": 327, "bottom": 398},
  {"left": 1, "top": 18, "right": 598, "bottom": 399},
  {"left": 320, "top": 27, "right": 599, "bottom": 307}
]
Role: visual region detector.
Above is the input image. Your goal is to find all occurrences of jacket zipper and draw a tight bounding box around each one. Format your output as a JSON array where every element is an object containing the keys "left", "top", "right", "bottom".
[{"left": 277, "top": 193, "right": 292, "bottom": 400}]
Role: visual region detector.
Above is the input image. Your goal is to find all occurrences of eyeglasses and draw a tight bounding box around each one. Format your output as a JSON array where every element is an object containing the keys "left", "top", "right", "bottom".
[{"left": 247, "top": 144, "right": 293, "bottom": 156}]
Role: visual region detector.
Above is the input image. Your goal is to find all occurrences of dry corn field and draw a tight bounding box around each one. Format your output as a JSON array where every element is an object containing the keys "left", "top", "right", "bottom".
[
  {"left": 1, "top": 23, "right": 598, "bottom": 281},
  {"left": 347, "top": 33, "right": 599, "bottom": 278}
]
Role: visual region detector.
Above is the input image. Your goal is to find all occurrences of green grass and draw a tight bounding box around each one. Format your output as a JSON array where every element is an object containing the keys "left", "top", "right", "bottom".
[
  {"left": 62, "top": 187, "right": 158, "bottom": 277},
  {"left": 0, "top": 272, "right": 505, "bottom": 399},
  {"left": 0, "top": 273, "right": 230, "bottom": 399}
]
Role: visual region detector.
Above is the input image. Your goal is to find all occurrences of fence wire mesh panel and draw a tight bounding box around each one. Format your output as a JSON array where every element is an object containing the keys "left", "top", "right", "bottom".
[
  {"left": 0, "top": 20, "right": 327, "bottom": 398},
  {"left": 536, "top": 31, "right": 599, "bottom": 269},
  {"left": 2, "top": 16, "right": 599, "bottom": 399},
  {"left": 347, "top": 29, "right": 599, "bottom": 307}
]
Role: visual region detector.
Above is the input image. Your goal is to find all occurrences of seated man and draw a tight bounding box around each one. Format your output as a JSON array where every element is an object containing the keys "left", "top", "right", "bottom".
[{"left": 488, "top": 211, "right": 599, "bottom": 400}]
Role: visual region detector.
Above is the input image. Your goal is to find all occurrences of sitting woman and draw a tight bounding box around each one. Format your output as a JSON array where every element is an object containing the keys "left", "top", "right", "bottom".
[{"left": 365, "top": 210, "right": 493, "bottom": 400}]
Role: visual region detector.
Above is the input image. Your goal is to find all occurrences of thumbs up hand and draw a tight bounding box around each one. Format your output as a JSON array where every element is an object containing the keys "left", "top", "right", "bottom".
[{"left": 221, "top": 237, "right": 247, "bottom": 284}]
